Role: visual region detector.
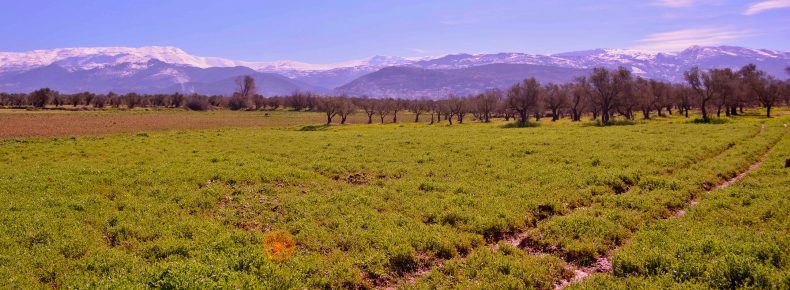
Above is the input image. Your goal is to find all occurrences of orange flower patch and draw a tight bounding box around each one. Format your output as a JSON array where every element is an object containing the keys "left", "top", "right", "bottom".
[{"left": 263, "top": 230, "right": 295, "bottom": 261}]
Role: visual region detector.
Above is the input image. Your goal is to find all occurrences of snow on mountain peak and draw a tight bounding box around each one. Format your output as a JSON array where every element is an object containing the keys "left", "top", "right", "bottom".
[
  {"left": 1, "top": 45, "right": 787, "bottom": 84},
  {"left": 0, "top": 46, "right": 210, "bottom": 71}
]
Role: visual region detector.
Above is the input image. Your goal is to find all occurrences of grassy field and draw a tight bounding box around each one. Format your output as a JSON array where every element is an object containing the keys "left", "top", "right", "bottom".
[
  {"left": 0, "top": 108, "right": 418, "bottom": 138},
  {"left": 575, "top": 134, "right": 790, "bottom": 289},
  {"left": 0, "top": 109, "right": 787, "bottom": 289}
]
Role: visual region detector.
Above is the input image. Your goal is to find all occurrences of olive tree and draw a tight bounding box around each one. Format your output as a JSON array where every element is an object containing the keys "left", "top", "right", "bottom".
[{"left": 507, "top": 78, "right": 541, "bottom": 126}]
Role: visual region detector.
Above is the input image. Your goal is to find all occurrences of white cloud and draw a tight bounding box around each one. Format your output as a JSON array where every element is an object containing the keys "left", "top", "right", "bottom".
[
  {"left": 743, "top": 0, "right": 790, "bottom": 15},
  {"left": 632, "top": 28, "right": 752, "bottom": 51},
  {"left": 653, "top": 0, "right": 696, "bottom": 7}
]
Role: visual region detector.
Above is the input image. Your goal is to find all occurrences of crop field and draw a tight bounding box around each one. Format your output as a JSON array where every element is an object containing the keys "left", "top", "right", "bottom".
[
  {"left": 0, "top": 108, "right": 435, "bottom": 139},
  {"left": 0, "top": 110, "right": 788, "bottom": 289},
  {"left": 0, "top": 109, "right": 330, "bottom": 138}
]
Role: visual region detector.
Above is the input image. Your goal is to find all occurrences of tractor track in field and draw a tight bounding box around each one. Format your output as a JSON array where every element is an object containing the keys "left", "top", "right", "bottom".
[
  {"left": 552, "top": 124, "right": 782, "bottom": 290},
  {"left": 376, "top": 124, "right": 780, "bottom": 290}
]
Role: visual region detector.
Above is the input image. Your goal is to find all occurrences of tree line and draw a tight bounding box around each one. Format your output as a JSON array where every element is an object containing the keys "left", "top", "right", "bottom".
[{"left": 1, "top": 66, "right": 788, "bottom": 125}]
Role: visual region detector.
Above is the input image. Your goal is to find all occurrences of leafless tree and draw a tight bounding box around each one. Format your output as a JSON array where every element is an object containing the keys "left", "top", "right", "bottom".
[
  {"left": 252, "top": 94, "right": 266, "bottom": 110},
  {"left": 376, "top": 98, "right": 394, "bottom": 124},
  {"left": 317, "top": 96, "right": 343, "bottom": 124},
  {"left": 391, "top": 99, "right": 407, "bottom": 123},
  {"left": 227, "top": 76, "right": 256, "bottom": 110},
  {"left": 409, "top": 98, "right": 431, "bottom": 122},
  {"left": 475, "top": 89, "right": 501, "bottom": 122},
  {"left": 338, "top": 97, "right": 355, "bottom": 124},
  {"left": 436, "top": 99, "right": 455, "bottom": 124},
  {"left": 448, "top": 95, "right": 469, "bottom": 124},
  {"left": 355, "top": 96, "right": 377, "bottom": 124},
  {"left": 265, "top": 96, "right": 282, "bottom": 110},
  {"left": 236, "top": 75, "right": 256, "bottom": 98}
]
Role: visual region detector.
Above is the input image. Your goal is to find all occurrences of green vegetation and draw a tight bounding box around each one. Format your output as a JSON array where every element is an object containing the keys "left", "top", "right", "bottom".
[
  {"left": 0, "top": 110, "right": 787, "bottom": 289},
  {"left": 575, "top": 131, "right": 790, "bottom": 290}
]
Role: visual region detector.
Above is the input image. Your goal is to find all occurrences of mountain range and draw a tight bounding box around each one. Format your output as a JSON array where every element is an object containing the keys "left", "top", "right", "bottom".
[{"left": 0, "top": 45, "right": 788, "bottom": 98}]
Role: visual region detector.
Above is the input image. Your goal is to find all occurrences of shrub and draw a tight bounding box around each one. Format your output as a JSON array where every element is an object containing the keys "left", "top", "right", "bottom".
[
  {"left": 388, "top": 245, "right": 417, "bottom": 274},
  {"left": 586, "top": 119, "right": 637, "bottom": 126},
  {"left": 185, "top": 96, "right": 210, "bottom": 111},
  {"left": 690, "top": 117, "right": 730, "bottom": 124}
]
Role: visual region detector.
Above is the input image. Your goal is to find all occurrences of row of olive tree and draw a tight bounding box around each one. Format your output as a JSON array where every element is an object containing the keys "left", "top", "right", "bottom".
[
  {"left": 2, "top": 65, "right": 788, "bottom": 125},
  {"left": 0, "top": 89, "right": 222, "bottom": 110},
  {"left": 311, "top": 64, "right": 788, "bottom": 126}
]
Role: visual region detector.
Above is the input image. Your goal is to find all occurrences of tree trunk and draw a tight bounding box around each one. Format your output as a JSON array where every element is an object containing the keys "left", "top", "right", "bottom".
[
  {"left": 701, "top": 100, "right": 709, "bottom": 121},
  {"left": 415, "top": 113, "right": 420, "bottom": 123}
]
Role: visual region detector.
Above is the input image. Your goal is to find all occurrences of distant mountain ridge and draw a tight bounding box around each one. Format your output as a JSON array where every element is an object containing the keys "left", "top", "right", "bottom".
[
  {"left": 335, "top": 64, "right": 590, "bottom": 98},
  {"left": 0, "top": 45, "right": 787, "bottom": 97},
  {"left": 0, "top": 59, "right": 324, "bottom": 96}
]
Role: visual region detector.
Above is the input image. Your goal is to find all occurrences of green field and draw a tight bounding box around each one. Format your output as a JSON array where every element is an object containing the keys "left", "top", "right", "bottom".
[{"left": 0, "top": 111, "right": 788, "bottom": 289}]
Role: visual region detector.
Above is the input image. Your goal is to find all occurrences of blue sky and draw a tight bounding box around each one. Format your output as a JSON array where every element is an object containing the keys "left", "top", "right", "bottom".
[{"left": 1, "top": 0, "right": 788, "bottom": 63}]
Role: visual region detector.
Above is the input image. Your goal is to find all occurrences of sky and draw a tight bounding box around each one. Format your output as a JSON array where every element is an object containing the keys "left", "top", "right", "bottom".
[{"left": 0, "top": 0, "right": 789, "bottom": 63}]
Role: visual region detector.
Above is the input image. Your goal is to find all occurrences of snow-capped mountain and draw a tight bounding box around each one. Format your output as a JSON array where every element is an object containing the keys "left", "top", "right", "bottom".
[
  {"left": 400, "top": 46, "right": 789, "bottom": 82},
  {"left": 0, "top": 46, "right": 232, "bottom": 71},
  {"left": 0, "top": 58, "right": 325, "bottom": 95},
  {"left": 0, "top": 45, "right": 787, "bottom": 96},
  {"left": 0, "top": 46, "right": 420, "bottom": 73},
  {"left": 332, "top": 46, "right": 788, "bottom": 98}
]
